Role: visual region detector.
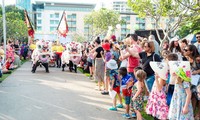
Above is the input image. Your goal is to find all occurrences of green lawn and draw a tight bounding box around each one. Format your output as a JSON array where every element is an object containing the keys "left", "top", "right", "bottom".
[
  {"left": 0, "top": 59, "right": 28, "bottom": 83},
  {"left": 77, "top": 67, "right": 90, "bottom": 77},
  {"left": 141, "top": 101, "right": 154, "bottom": 120}
]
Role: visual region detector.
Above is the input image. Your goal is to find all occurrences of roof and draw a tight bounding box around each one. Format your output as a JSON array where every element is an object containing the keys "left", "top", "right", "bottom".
[{"left": 35, "top": 0, "right": 96, "bottom": 7}]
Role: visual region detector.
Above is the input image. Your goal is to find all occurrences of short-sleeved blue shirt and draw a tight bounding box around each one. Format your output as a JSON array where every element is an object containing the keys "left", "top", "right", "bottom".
[{"left": 121, "top": 74, "right": 132, "bottom": 86}]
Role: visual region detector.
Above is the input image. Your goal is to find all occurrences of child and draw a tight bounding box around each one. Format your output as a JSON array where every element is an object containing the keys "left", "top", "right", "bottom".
[
  {"left": 161, "top": 50, "right": 170, "bottom": 62},
  {"left": 166, "top": 53, "right": 178, "bottom": 106},
  {"left": 107, "top": 59, "right": 123, "bottom": 111},
  {"left": 168, "top": 66, "right": 194, "bottom": 120},
  {"left": 5, "top": 57, "right": 16, "bottom": 70},
  {"left": 101, "top": 40, "right": 112, "bottom": 95},
  {"left": 119, "top": 67, "right": 134, "bottom": 119},
  {"left": 146, "top": 62, "right": 169, "bottom": 120},
  {"left": 131, "top": 66, "right": 142, "bottom": 118},
  {"left": 132, "top": 70, "right": 146, "bottom": 120}
]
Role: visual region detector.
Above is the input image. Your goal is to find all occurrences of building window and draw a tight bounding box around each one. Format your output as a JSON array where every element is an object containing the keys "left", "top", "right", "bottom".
[
  {"left": 37, "top": 26, "right": 42, "bottom": 31},
  {"left": 50, "top": 27, "right": 56, "bottom": 32},
  {"left": 37, "top": 13, "right": 41, "bottom": 18},
  {"left": 126, "top": 16, "right": 130, "bottom": 21},
  {"left": 68, "top": 21, "right": 76, "bottom": 26},
  {"left": 72, "top": 27, "right": 76, "bottom": 32},
  {"left": 55, "top": 20, "right": 59, "bottom": 24},
  {"left": 69, "top": 27, "right": 76, "bottom": 32},
  {"left": 67, "top": 14, "right": 76, "bottom": 19},
  {"left": 50, "top": 20, "right": 54, "bottom": 24},
  {"left": 50, "top": 14, "right": 54, "bottom": 18},
  {"left": 72, "top": 21, "right": 76, "bottom": 25},
  {"left": 121, "top": 25, "right": 126, "bottom": 28},
  {"left": 72, "top": 14, "right": 76, "bottom": 19},
  {"left": 55, "top": 13, "right": 59, "bottom": 18},
  {"left": 37, "top": 20, "right": 41, "bottom": 24},
  {"left": 67, "top": 15, "right": 71, "bottom": 19}
]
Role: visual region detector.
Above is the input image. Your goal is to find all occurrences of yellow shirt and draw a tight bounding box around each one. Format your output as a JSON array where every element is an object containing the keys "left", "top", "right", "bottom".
[
  {"left": 29, "top": 44, "right": 36, "bottom": 50},
  {"left": 56, "top": 45, "right": 64, "bottom": 53},
  {"left": 51, "top": 45, "right": 57, "bottom": 52}
]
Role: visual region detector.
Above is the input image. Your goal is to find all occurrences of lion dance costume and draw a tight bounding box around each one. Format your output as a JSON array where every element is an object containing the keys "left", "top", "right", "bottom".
[
  {"left": 61, "top": 42, "right": 82, "bottom": 73},
  {"left": 31, "top": 40, "right": 52, "bottom": 73}
]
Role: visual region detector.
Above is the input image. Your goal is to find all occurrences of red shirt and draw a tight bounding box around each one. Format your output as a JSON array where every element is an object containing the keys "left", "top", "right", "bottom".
[
  {"left": 5, "top": 62, "right": 11, "bottom": 69},
  {"left": 127, "top": 45, "right": 142, "bottom": 73}
]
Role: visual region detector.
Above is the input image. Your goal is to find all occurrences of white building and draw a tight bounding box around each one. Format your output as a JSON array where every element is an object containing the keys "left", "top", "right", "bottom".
[
  {"left": 111, "top": 0, "right": 170, "bottom": 40},
  {"left": 33, "top": 1, "right": 96, "bottom": 41}
]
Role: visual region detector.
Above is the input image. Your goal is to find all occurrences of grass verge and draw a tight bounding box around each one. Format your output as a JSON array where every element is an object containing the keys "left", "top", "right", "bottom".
[
  {"left": 77, "top": 67, "right": 90, "bottom": 77},
  {"left": 0, "top": 59, "right": 28, "bottom": 83},
  {"left": 141, "top": 101, "right": 154, "bottom": 120}
]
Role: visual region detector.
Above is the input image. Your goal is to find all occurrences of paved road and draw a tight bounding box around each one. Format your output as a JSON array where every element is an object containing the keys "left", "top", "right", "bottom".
[{"left": 0, "top": 62, "right": 132, "bottom": 120}]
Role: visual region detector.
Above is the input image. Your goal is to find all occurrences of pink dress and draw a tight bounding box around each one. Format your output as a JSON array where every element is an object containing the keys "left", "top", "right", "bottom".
[
  {"left": 146, "top": 82, "right": 169, "bottom": 119},
  {"left": 6, "top": 45, "right": 14, "bottom": 61}
]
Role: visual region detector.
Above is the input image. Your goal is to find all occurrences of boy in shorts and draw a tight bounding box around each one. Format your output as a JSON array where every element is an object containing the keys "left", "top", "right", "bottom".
[{"left": 119, "top": 67, "right": 134, "bottom": 119}]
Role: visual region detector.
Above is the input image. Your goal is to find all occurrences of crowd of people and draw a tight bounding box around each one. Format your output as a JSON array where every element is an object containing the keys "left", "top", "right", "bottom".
[
  {"left": 0, "top": 40, "right": 29, "bottom": 77},
  {"left": 1, "top": 32, "right": 200, "bottom": 120},
  {"left": 79, "top": 33, "right": 200, "bottom": 120}
]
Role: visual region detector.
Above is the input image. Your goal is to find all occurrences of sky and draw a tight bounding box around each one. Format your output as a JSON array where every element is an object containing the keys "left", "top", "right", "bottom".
[
  {"left": 0, "top": 0, "right": 114, "bottom": 10},
  {"left": 0, "top": 0, "right": 110, "bottom": 5},
  {"left": 0, "top": 0, "right": 15, "bottom": 5}
]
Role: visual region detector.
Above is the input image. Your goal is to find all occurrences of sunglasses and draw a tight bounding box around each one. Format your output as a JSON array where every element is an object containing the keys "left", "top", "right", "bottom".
[
  {"left": 184, "top": 49, "right": 189, "bottom": 52},
  {"left": 144, "top": 45, "right": 149, "bottom": 48},
  {"left": 196, "top": 36, "right": 200, "bottom": 39}
]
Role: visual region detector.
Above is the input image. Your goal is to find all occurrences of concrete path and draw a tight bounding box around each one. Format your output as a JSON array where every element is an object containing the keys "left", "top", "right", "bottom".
[{"left": 0, "top": 62, "right": 133, "bottom": 120}]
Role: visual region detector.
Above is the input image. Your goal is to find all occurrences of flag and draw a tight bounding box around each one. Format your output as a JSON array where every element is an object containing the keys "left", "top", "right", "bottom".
[
  {"left": 24, "top": 10, "right": 34, "bottom": 38},
  {"left": 57, "top": 11, "right": 69, "bottom": 38}
]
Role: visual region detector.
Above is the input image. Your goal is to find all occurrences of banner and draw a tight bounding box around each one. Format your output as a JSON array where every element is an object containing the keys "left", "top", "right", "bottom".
[
  {"left": 24, "top": 10, "right": 34, "bottom": 38},
  {"left": 57, "top": 11, "right": 69, "bottom": 38}
]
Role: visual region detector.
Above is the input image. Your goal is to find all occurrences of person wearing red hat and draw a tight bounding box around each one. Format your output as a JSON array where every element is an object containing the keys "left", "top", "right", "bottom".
[
  {"left": 101, "top": 40, "right": 113, "bottom": 94},
  {"left": 110, "top": 35, "right": 117, "bottom": 44}
]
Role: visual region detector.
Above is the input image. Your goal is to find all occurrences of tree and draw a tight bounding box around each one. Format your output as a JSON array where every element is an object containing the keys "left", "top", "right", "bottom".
[
  {"left": 174, "top": 0, "right": 200, "bottom": 38},
  {"left": 0, "top": 5, "right": 27, "bottom": 42},
  {"left": 127, "top": 0, "right": 193, "bottom": 43},
  {"left": 84, "top": 8, "right": 123, "bottom": 40},
  {"left": 71, "top": 33, "right": 86, "bottom": 43},
  {"left": 176, "top": 14, "right": 200, "bottom": 37},
  {"left": 176, "top": 0, "right": 200, "bottom": 11}
]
